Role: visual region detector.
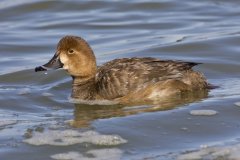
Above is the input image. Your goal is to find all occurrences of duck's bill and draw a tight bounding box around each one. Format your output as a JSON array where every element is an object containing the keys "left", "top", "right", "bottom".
[{"left": 35, "top": 54, "right": 63, "bottom": 72}]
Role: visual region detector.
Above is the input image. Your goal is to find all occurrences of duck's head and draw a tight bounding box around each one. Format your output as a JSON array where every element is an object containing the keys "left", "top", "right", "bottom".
[{"left": 35, "top": 36, "right": 97, "bottom": 78}]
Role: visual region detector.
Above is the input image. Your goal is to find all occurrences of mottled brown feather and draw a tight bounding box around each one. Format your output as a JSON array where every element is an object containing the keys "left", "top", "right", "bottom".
[{"left": 96, "top": 57, "right": 207, "bottom": 100}]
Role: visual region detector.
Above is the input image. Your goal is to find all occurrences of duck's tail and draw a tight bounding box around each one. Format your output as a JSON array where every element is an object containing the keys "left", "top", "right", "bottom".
[
  {"left": 207, "top": 83, "right": 219, "bottom": 89},
  {"left": 186, "top": 62, "right": 202, "bottom": 68}
]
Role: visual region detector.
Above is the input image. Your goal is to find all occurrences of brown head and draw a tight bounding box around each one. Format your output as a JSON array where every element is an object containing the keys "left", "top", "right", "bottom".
[{"left": 35, "top": 36, "right": 97, "bottom": 79}]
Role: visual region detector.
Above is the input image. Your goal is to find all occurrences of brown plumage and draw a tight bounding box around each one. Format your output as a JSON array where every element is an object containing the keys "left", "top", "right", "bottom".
[{"left": 35, "top": 35, "right": 209, "bottom": 104}]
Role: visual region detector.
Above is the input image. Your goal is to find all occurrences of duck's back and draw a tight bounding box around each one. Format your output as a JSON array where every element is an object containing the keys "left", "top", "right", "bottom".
[{"left": 96, "top": 57, "right": 207, "bottom": 100}]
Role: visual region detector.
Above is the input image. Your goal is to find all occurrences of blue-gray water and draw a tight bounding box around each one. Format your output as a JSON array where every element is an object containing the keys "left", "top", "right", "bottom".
[{"left": 1, "top": 0, "right": 240, "bottom": 159}]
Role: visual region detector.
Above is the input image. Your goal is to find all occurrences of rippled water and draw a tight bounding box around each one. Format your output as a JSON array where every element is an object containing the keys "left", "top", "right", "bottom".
[{"left": 1, "top": 0, "right": 240, "bottom": 159}]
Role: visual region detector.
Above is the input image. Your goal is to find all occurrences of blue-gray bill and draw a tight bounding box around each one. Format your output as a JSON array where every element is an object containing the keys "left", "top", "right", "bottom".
[
  {"left": 35, "top": 66, "right": 47, "bottom": 72},
  {"left": 35, "top": 53, "right": 63, "bottom": 72}
]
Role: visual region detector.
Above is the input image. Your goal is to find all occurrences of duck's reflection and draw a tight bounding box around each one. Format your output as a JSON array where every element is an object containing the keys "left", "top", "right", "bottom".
[{"left": 71, "top": 89, "right": 208, "bottom": 128}]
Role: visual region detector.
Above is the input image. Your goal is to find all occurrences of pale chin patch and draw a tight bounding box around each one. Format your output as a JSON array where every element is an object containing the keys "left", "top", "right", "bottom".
[
  {"left": 60, "top": 54, "right": 68, "bottom": 65},
  {"left": 63, "top": 65, "right": 69, "bottom": 70},
  {"left": 60, "top": 55, "right": 69, "bottom": 71}
]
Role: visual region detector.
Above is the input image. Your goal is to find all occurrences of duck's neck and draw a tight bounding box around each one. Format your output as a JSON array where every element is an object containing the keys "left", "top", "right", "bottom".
[{"left": 71, "top": 76, "right": 97, "bottom": 100}]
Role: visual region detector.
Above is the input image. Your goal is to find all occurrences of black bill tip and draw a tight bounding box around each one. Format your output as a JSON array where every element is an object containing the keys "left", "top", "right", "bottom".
[{"left": 35, "top": 66, "right": 47, "bottom": 72}]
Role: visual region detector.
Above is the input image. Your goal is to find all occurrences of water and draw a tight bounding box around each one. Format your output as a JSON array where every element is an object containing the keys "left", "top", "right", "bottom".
[{"left": 0, "top": 0, "right": 240, "bottom": 159}]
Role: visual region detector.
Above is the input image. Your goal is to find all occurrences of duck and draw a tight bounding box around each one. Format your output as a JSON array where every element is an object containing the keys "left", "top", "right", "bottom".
[{"left": 35, "top": 35, "right": 209, "bottom": 104}]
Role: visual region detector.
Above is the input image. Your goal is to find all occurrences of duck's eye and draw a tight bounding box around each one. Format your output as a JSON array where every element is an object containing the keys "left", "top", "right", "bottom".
[{"left": 68, "top": 49, "right": 74, "bottom": 54}]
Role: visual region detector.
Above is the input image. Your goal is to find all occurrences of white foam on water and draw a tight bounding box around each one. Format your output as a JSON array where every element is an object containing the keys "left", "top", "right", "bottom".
[
  {"left": 190, "top": 110, "right": 218, "bottom": 116},
  {"left": 23, "top": 129, "right": 127, "bottom": 146},
  {"left": 0, "top": 120, "right": 17, "bottom": 127},
  {"left": 51, "top": 152, "right": 81, "bottom": 160},
  {"left": 51, "top": 148, "right": 123, "bottom": 160},
  {"left": 177, "top": 143, "right": 240, "bottom": 160},
  {"left": 68, "top": 97, "right": 119, "bottom": 105}
]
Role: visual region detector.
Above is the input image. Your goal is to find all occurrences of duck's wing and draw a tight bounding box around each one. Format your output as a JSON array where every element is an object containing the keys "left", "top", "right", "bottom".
[{"left": 96, "top": 57, "right": 199, "bottom": 99}]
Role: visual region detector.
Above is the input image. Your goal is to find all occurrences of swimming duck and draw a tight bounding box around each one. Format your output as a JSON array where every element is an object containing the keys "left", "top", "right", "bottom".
[{"left": 35, "top": 35, "right": 208, "bottom": 104}]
